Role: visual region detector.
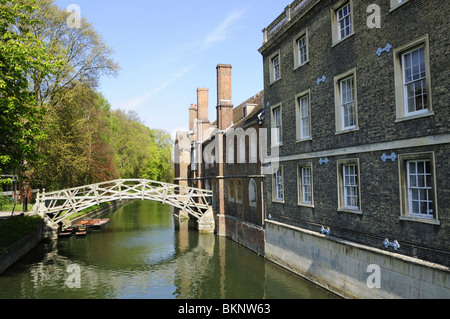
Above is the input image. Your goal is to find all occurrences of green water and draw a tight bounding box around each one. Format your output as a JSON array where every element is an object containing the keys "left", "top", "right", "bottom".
[{"left": 0, "top": 200, "right": 337, "bottom": 299}]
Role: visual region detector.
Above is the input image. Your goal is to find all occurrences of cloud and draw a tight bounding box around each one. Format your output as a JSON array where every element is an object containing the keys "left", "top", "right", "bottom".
[
  {"left": 204, "top": 8, "right": 248, "bottom": 45},
  {"left": 121, "top": 64, "right": 198, "bottom": 111}
]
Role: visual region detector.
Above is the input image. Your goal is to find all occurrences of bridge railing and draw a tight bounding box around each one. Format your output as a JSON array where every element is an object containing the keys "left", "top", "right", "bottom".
[{"left": 34, "top": 179, "right": 213, "bottom": 228}]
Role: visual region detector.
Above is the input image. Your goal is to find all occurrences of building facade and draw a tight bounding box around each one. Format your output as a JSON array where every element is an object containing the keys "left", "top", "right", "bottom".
[
  {"left": 174, "top": 65, "right": 266, "bottom": 255},
  {"left": 259, "top": 0, "right": 449, "bottom": 298}
]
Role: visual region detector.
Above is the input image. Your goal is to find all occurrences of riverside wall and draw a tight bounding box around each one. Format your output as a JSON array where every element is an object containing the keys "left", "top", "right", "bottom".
[
  {"left": 265, "top": 220, "right": 450, "bottom": 299},
  {"left": 0, "top": 219, "right": 44, "bottom": 275}
]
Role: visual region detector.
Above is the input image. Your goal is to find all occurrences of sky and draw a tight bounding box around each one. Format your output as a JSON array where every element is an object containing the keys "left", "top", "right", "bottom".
[{"left": 54, "top": 0, "right": 292, "bottom": 140}]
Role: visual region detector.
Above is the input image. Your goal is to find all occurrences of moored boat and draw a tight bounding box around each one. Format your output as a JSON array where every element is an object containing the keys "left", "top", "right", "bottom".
[
  {"left": 76, "top": 225, "right": 87, "bottom": 237},
  {"left": 92, "top": 218, "right": 110, "bottom": 229}
]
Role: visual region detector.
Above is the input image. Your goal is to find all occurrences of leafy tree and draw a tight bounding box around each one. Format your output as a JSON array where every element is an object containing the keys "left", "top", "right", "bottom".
[
  {"left": 35, "top": 85, "right": 117, "bottom": 189},
  {"left": 0, "top": 0, "right": 62, "bottom": 183},
  {"left": 25, "top": 0, "right": 119, "bottom": 107}
]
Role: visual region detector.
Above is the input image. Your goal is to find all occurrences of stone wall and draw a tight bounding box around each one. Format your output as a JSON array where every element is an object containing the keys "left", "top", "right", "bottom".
[{"left": 265, "top": 220, "right": 450, "bottom": 299}]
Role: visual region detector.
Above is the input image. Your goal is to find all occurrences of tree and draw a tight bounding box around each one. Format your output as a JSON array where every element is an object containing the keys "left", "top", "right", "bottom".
[
  {"left": 0, "top": 0, "right": 62, "bottom": 184},
  {"left": 25, "top": 0, "right": 119, "bottom": 107},
  {"left": 35, "top": 85, "right": 117, "bottom": 189}
]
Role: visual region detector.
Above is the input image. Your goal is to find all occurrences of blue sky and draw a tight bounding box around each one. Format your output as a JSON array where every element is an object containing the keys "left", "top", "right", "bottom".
[{"left": 54, "top": 0, "right": 291, "bottom": 139}]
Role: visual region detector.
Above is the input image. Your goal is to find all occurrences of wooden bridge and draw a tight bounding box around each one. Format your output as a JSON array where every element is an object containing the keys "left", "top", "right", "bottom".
[{"left": 32, "top": 179, "right": 214, "bottom": 233}]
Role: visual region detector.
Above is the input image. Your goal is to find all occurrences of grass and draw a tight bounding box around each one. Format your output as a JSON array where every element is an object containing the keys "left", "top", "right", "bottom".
[
  {"left": 0, "top": 215, "right": 42, "bottom": 253},
  {"left": 0, "top": 201, "right": 33, "bottom": 213},
  {"left": 66, "top": 201, "right": 112, "bottom": 220}
]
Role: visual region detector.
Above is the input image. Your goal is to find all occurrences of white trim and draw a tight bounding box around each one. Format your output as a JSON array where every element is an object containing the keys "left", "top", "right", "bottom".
[{"left": 263, "top": 134, "right": 450, "bottom": 164}]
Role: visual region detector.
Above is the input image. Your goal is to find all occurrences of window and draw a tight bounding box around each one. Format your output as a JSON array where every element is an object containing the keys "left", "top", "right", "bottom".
[
  {"left": 293, "top": 29, "right": 309, "bottom": 69},
  {"left": 331, "top": 0, "right": 353, "bottom": 44},
  {"left": 295, "top": 91, "right": 311, "bottom": 141},
  {"left": 236, "top": 179, "right": 243, "bottom": 204},
  {"left": 298, "top": 164, "right": 313, "bottom": 206},
  {"left": 269, "top": 51, "right": 281, "bottom": 83},
  {"left": 271, "top": 104, "right": 282, "bottom": 146},
  {"left": 273, "top": 166, "right": 284, "bottom": 202},
  {"left": 228, "top": 179, "right": 235, "bottom": 202},
  {"left": 249, "top": 179, "right": 257, "bottom": 207},
  {"left": 337, "top": 3, "right": 352, "bottom": 40},
  {"left": 394, "top": 35, "right": 432, "bottom": 121},
  {"left": 337, "top": 159, "right": 361, "bottom": 213},
  {"left": 334, "top": 69, "right": 358, "bottom": 133},
  {"left": 402, "top": 47, "right": 428, "bottom": 115},
  {"left": 340, "top": 76, "right": 356, "bottom": 129},
  {"left": 343, "top": 164, "right": 358, "bottom": 209},
  {"left": 272, "top": 55, "right": 280, "bottom": 81},
  {"left": 399, "top": 152, "right": 438, "bottom": 223},
  {"left": 407, "top": 161, "right": 433, "bottom": 217}
]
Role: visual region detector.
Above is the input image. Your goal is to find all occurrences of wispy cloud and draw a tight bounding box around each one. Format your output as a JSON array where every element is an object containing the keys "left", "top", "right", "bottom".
[
  {"left": 122, "top": 63, "right": 198, "bottom": 111},
  {"left": 126, "top": 7, "right": 248, "bottom": 110},
  {"left": 204, "top": 8, "right": 248, "bottom": 45}
]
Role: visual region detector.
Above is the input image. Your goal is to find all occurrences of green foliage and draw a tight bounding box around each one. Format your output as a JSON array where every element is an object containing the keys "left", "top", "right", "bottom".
[
  {"left": 0, "top": 0, "right": 62, "bottom": 181},
  {"left": 1, "top": 0, "right": 173, "bottom": 191},
  {"left": 109, "top": 110, "right": 174, "bottom": 183}
]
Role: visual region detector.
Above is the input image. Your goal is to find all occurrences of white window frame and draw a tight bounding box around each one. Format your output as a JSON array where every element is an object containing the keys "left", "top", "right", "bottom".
[
  {"left": 269, "top": 50, "right": 281, "bottom": 84},
  {"left": 293, "top": 28, "right": 309, "bottom": 69},
  {"left": 271, "top": 103, "right": 282, "bottom": 146},
  {"left": 398, "top": 152, "right": 439, "bottom": 224},
  {"left": 337, "top": 158, "right": 361, "bottom": 214},
  {"left": 402, "top": 46, "right": 428, "bottom": 116},
  {"left": 343, "top": 164, "right": 359, "bottom": 210},
  {"left": 394, "top": 35, "right": 433, "bottom": 122},
  {"left": 337, "top": 3, "right": 352, "bottom": 40},
  {"left": 334, "top": 68, "right": 358, "bottom": 134},
  {"left": 331, "top": 0, "right": 354, "bottom": 45},
  {"left": 298, "top": 163, "right": 314, "bottom": 207},
  {"left": 295, "top": 90, "right": 311, "bottom": 141},
  {"left": 340, "top": 76, "right": 356, "bottom": 130},
  {"left": 273, "top": 166, "right": 284, "bottom": 203}
]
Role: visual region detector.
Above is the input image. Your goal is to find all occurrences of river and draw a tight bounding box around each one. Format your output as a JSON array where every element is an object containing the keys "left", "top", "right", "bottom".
[{"left": 0, "top": 200, "right": 337, "bottom": 299}]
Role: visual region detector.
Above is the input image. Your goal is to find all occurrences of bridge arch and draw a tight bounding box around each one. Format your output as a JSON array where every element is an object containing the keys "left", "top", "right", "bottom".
[{"left": 33, "top": 179, "right": 214, "bottom": 233}]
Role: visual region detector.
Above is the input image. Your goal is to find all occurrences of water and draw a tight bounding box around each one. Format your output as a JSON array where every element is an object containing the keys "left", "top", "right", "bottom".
[{"left": 0, "top": 200, "right": 337, "bottom": 299}]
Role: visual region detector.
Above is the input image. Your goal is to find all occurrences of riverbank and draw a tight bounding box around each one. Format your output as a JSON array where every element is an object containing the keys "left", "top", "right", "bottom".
[{"left": 0, "top": 215, "right": 44, "bottom": 275}]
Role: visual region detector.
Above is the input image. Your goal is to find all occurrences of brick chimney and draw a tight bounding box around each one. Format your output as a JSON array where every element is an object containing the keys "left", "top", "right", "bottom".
[
  {"left": 216, "top": 64, "right": 233, "bottom": 130},
  {"left": 197, "top": 88, "right": 209, "bottom": 122},
  {"left": 189, "top": 104, "right": 197, "bottom": 131}
]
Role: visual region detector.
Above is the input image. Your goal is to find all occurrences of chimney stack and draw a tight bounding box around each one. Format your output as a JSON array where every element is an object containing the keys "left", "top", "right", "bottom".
[
  {"left": 216, "top": 64, "right": 233, "bottom": 130},
  {"left": 189, "top": 104, "right": 197, "bottom": 131},
  {"left": 197, "top": 88, "right": 209, "bottom": 122}
]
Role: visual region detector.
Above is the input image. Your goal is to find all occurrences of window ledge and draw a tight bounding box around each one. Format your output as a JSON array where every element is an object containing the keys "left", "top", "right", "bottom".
[
  {"left": 272, "top": 199, "right": 285, "bottom": 204},
  {"left": 389, "top": 0, "right": 410, "bottom": 13},
  {"left": 399, "top": 215, "right": 440, "bottom": 225},
  {"left": 298, "top": 203, "right": 314, "bottom": 208},
  {"left": 395, "top": 111, "right": 434, "bottom": 123},
  {"left": 293, "top": 60, "right": 310, "bottom": 71},
  {"left": 269, "top": 77, "right": 281, "bottom": 86},
  {"left": 335, "top": 127, "right": 359, "bottom": 135},
  {"left": 296, "top": 137, "right": 312, "bottom": 143},
  {"left": 332, "top": 32, "right": 355, "bottom": 48},
  {"left": 338, "top": 208, "right": 362, "bottom": 215}
]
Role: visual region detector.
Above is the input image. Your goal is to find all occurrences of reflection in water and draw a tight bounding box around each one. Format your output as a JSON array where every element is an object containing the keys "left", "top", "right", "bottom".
[{"left": 0, "top": 200, "right": 337, "bottom": 299}]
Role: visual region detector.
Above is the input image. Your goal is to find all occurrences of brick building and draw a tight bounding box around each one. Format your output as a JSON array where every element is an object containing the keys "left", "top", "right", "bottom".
[
  {"left": 174, "top": 65, "right": 265, "bottom": 255},
  {"left": 259, "top": 0, "right": 449, "bottom": 298}
]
